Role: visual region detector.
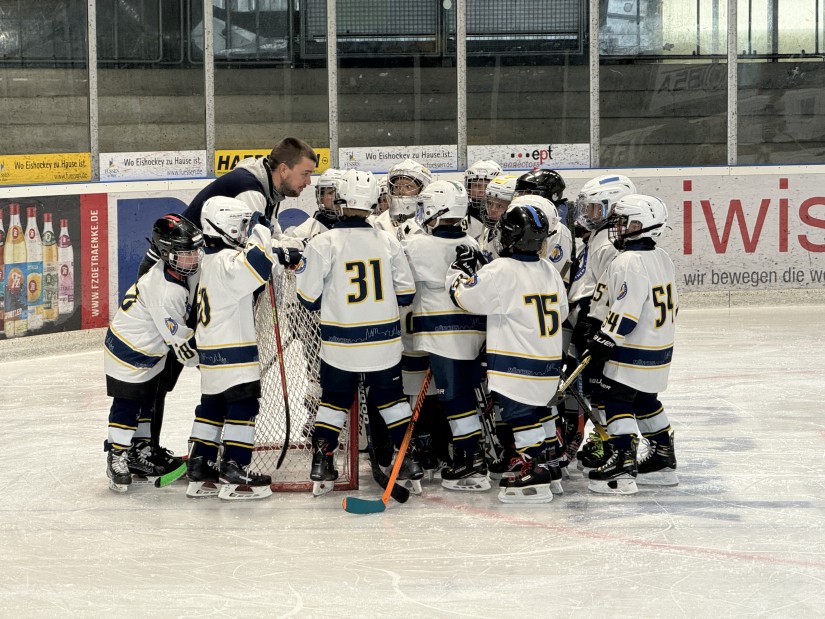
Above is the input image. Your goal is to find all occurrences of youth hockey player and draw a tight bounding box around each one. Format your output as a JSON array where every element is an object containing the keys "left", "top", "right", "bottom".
[
  {"left": 513, "top": 168, "right": 568, "bottom": 222},
  {"left": 372, "top": 158, "right": 433, "bottom": 239},
  {"left": 463, "top": 160, "right": 502, "bottom": 240},
  {"left": 404, "top": 180, "right": 489, "bottom": 491},
  {"left": 568, "top": 174, "right": 636, "bottom": 471},
  {"left": 513, "top": 174, "right": 573, "bottom": 282},
  {"left": 103, "top": 214, "right": 203, "bottom": 493},
  {"left": 295, "top": 169, "right": 418, "bottom": 496},
  {"left": 478, "top": 173, "right": 519, "bottom": 260},
  {"left": 371, "top": 159, "right": 439, "bottom": 481},
  {"left": 583, "top": 194, "right": 678, "bottom": 494},
  {"left": 186, "top": 196, "right": 275, "bottom": 500},
  {"left": 447, "top": 197, "right": 569, "bottom": 503},
  {"left": 288, "top": 167, "right": 345, "bottom": 243}
]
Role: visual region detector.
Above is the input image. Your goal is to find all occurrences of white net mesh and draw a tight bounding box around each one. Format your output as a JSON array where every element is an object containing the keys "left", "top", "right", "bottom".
[{"left": 252, "top": 271, "right": 358, "bottom": 491}]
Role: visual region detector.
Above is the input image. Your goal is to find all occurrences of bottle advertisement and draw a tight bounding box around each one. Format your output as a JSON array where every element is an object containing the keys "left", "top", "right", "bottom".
[{"left": 0, "top": 194, "right": 108, "bottom": 339}]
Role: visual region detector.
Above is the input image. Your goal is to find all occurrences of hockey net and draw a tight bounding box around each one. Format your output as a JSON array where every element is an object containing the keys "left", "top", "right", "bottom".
[{"left": 251, "top": 271, "right": 359, "bottom": 491}]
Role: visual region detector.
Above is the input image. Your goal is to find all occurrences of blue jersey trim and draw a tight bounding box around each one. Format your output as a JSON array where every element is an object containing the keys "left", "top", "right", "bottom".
[
  {"left": 617, "top": 316, "right": 638, "bottom": 337},
  {"left": 487, "top": 351, "right": 562, "bottom": 379},
  {"left": 297, "top": 292, "right": 321, "bottom": 311},
  {"left": 199, "top": 344, "right": 260, "bottom": 368},
  {"left": 320, "top": 320, "right": 402, "bottom": 346},
  {"left": 412, "top": 312, "right": 486, "bottom": 334},
  {"left": 396, "top": 292, "right": 415, "bottom": 307},
  {"left": 612, "top": 345, "right": 673, "bottom": 367},
  {"left": 105, "top": 328, "right": 164, "bottom": 369},
  {"left": 246, "top": 245, "right": 274, "bottom": 280}
]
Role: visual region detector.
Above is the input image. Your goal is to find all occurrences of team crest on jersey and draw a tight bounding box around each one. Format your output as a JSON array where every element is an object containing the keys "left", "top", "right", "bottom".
[
  {"left": 618, "top": 282, "right": 628, "bottom": 300},
  {"left": 165, "top": 317, "right": 179, "bottom": 334},
  {"left": 295, "top": 256, "right": 307, "bottom": 274},
  {"left": 463, "top": 274, "right": 479, "bottom": 288},
  {"left": 547, "top": 244, "right": 564, "bottom": 263}
]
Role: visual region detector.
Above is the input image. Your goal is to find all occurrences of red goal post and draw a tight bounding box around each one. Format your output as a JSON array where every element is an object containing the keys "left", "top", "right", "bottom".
[{"left": 251, "top": 271, "right": 359, "bottom": 492}]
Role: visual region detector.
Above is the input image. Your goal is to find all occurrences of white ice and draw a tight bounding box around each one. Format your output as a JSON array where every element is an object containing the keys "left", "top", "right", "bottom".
[{"left": 1, "top": 306, "right": 824, "bottom": 617}]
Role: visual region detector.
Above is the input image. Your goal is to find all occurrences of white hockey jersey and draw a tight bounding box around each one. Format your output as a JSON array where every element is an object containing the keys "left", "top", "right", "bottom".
[
  {"left": 543, "top": 223, "right": 573, "bottom": 283},
  {"left": 196, "top": 224, "right": 274, "bottom": 395},
  {"left": 447, "top": 254, "right": 569, "bottom": 406},
  {"left": 104, "top": 262, "right": 198, "bottom": 384},
  {"left": 403, "top": 229, "right": 485, "bottom": 360},
  {"left": 296, "top": 218, "right": 416, "bottom": 372},
  {"left": 597, "top": 244, "right": 678, "bottom": 394},
  {"left": 569, "top": 227, "right": 618, "bottom": 305}
]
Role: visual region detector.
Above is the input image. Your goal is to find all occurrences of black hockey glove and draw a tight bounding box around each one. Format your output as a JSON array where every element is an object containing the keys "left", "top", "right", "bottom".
[
  {"left": 451, "top": 244, "right": 488, "bottom": 277},
  {"left": 274, "top": 246, "right": 302, "bottom": 268},
  {"left": 248, "top": 211, "right": 272, "bottom": 234},
  {"left": 583, "top": 331, "right": 616, "bottom": 365},
  {"left": 571, "top": 314, "right": 601, "bottom": 353}
]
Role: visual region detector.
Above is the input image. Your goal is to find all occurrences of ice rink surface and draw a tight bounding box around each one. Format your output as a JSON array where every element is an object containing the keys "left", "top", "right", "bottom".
[{"left": 2, "top": 306, "right": 824, "bottom": 618}]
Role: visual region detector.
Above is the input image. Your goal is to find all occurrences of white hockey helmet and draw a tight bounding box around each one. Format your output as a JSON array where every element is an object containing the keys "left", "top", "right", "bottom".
[
  {"left": 608, "top": 194, "right": 668, "bottom": 250},
  {"left": 376, "top": 176, "right": 390, "bottom": 214},
  {"left": 482, "top": 173, "right": 519, "bottom": 229},
  {"left": 464, "top": 159, "right": 503, "bottom": 206},
  {"left": 415, "top": 180, "right": 468, "bottom": 230},
  {"left": 315, "top": 168, "right": 345, "bottom": 219},
  {"left": 333, "top": 169, "right": 380, "bottom": 215},
  {"left": 201, "top": 196, "right": 254, "bottom": 247},
  {"left": 509, "top": 195, "right": 560, "bottom": 236},
  {"left": 575, "top": 174, "right": 636, "bottom": 231},
  {"left": 388, "top": 158, "right": 433, "bottom": 223}
]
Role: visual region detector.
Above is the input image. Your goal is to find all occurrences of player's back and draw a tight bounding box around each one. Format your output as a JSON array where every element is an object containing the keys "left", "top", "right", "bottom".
[
  {"left": 405, "top": 231, "right": 485, "bottom": 360},
  {"left": 297, "top": 219, "right": 415, "bottom": 372}
]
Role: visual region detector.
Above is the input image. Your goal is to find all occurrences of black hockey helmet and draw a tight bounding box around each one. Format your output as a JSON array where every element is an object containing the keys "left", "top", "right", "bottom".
[
  {"left": 151, "top": 214, "right": 204, "bottom": 275},
  {"left": 495, "top": 202, "right": 550, "bottom": 255},
  {"left": 514, "top": 168, "right": 566, "bottom": 204}
]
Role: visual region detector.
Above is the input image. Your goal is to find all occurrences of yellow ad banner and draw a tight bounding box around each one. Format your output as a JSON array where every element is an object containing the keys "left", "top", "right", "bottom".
[
  {"left": 0, "top": 153, "right": 92, "bottom": 185},
  {"left": 215, "top": 148, "right": 331, "bottom": 177}
]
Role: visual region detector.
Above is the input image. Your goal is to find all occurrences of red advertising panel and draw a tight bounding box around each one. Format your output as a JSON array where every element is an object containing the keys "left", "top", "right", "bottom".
[{"left": 80, "top": 194, "right": 109, "bottom": 329}]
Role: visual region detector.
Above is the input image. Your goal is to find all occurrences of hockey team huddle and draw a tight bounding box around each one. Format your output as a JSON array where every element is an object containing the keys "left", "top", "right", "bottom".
[{"left": 103, "top": 137, "right": 679, "bottom": 504}]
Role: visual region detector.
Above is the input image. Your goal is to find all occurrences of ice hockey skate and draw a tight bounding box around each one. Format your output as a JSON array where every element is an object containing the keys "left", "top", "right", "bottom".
[
  {"left": 394, "top": 444, "right": 424, "bottom": 495},
  {"left": 577, "top": 430, "right": 611, "bottom": 475},
  {"left": 415, "top": 433, "right": 441, "bottom": 482},
  {"left": 218, "top": 460, "right": 273, "bottom": 501},
  {"left": 636, "top": 434, "right": 678, "bottom": 486},
  {"left": 498, "top": 455, "right": 554, "bottom": 504},
  {"left": 538, "top": 450, "right": 565, "bottom": 496},
  {"left": 588, "top": 444, "right": 638, "bottom": 495},
  {"left": 107, "top": 449, "right": 132, "bottom": 493},
  {"left": 440, "top": 449, "right": 490, "bottom": 492},
  {"left": 310, "top": 438, "right": 339, "bottom": 496},
  {"left": 127, "top": 441, "right": 186, "bottom": 486},
  {"left": 487, "top": 448, "right": 521, "bottom": 482},
  {"left": 186, "top": 453, "right": 221, "bottom": 498}
]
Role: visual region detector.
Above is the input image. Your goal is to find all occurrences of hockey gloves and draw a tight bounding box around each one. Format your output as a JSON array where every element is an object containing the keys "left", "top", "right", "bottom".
[
  {"left": 583, "top": 331, "right": 616, "bottom": 365},
  {"left": 571, "top": 313, "right": 601, "bottom": 353},
  {"left": 452, "top": 244, "right": 488, "bottom": 277},
  {"left": 274, "top": 246, "right": 302, "bottom": 268},
  {"left": 248, "top": 211, "right": 272, "bottom": 234}
]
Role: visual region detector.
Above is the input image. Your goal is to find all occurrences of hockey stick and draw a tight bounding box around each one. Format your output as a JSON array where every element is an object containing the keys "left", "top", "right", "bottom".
[
  {"left": 474, "top": 382, "right": 503, "bottom": 464},
  {"left": 358, "top": 379, "right": 410, "bottom": 504},
  {"left": 548, "top": 355, "right": 591, "bottom": 408},
  {"left": 342, "top": 370, "right": 432, "bottom": 514},
  {"left": 154, "top": 461, "right": 187, "bottom": 488},
  {"left": 268, "top": 279, "right": 291, "bottom": 469}
]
